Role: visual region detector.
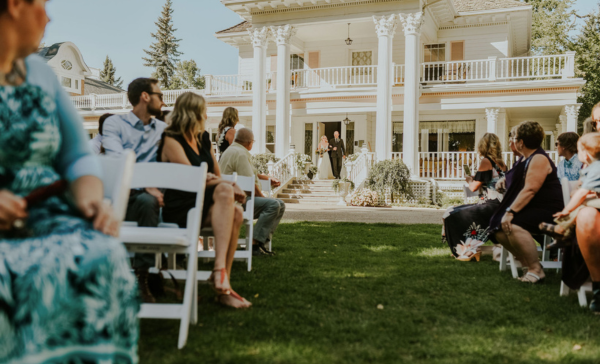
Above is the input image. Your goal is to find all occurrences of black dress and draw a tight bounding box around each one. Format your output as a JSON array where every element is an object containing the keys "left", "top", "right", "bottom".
[
  {"left": 217, "top": 127, "right": 232, "bottom": 155},
  {"left": 443, "top": 157, "right": 505, "bottom": 257},
  {"left": 158, "top": 131, "right": 216, "bottom": 228},
  {"left": 489, "top": 148, "right": 564, "bottom": 235}
]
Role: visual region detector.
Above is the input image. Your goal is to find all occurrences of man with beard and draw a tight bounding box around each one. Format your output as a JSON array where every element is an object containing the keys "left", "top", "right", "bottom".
[{"left": 103, "top": 78, "right": 167, "bottom": 302}]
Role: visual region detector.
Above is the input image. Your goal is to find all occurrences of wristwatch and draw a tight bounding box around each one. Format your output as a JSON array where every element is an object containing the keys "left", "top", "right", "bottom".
[{"left": 505, "top": 207, "right": 517, "bottom": 215}]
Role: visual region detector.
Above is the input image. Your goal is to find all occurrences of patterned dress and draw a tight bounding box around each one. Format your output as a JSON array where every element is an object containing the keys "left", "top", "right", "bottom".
[{"left": 0, "top": 56, "right": 139, "bottom": 364}]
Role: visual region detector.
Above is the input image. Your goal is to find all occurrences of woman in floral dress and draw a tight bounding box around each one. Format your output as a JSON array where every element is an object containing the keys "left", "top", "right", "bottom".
[
  {"left": 442, "top": 133, "right": 507, "bottom": 261},
  {"left": 0, "top": 1, "right": 139, "bottom": 363}
]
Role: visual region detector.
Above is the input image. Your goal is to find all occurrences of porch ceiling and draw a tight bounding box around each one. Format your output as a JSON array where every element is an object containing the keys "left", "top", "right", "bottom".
[{"left": 507, "top": 106, "right": 563, "bottom": 120}]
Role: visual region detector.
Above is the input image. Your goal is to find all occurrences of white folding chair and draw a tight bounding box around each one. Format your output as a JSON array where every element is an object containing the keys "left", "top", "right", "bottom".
[
  {"left": 97, "top": 151, "right": 136, "bottom": 222},
  {"left": 119, "top": 162, "right": 209, "bottom": 349},
  {"left": 260, "top": 178, "right": 271, "bottom": 198},
  {"left": 557, "top": 177, "right": 594, "bottom": 306},
  {"left": 198, "top": 173, "right": 255, "bottom": 272}
]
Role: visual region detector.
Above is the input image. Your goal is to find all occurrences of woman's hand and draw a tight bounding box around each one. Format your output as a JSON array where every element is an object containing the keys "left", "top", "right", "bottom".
[
  {"left": 79, "top": 198, "right": 119, "bottom": 237},
  {"left": 207, "top": 173, "right": 218, "bottom": 182},
  {"left": 501, "top": 212, "right": 514, "bottom": 235},
  {"left": 495, "top": 177, "right": 506, "bottom": 192},
  {"left": 0, "top": 190, "right": 28, "bottom": 230},
  {"left": 232, "top": 183, "right": 247, "bottom": 204}
]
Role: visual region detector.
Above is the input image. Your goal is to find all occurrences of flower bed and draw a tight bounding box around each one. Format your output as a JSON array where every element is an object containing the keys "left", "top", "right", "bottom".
[{"left": 345, "top": 188, "right": 379, "bottom": 207}]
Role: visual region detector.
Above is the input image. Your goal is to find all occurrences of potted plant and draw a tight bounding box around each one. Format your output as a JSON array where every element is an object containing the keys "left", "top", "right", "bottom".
[{"left": 307, "top": 165, "right": 318, "bottom": 180}]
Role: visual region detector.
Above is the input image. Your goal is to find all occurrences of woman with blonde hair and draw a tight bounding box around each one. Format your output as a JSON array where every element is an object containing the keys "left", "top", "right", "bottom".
[
  {"left": 442, "top": 133, "right": 507, "bottom": 261},
  {"left": 158, "top": 92, "right": 251, "bottom": 308},
  {"left": 217, "top": 107, "right": 239, "bottom": 154}
]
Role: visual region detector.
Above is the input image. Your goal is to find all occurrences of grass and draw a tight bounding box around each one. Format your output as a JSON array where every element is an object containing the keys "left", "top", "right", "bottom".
[{"left": 139, "top": 222, "right": 600, "bottom": 364}]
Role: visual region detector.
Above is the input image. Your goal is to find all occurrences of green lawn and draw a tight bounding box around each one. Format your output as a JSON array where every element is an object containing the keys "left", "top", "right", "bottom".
[{"left": 139, "top": 222, "right": 600, "bottom": 364}]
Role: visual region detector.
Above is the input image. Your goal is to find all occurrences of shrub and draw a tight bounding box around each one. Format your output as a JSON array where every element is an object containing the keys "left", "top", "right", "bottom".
[
  {"left": 251, "top": 153, "right": 280, "bottom": 175},
  {"left": 346, "top": 188, "right": 379, "bottom": 207},
  {"left": 365, "top": 159, "right": 412, "bottom": 202}
]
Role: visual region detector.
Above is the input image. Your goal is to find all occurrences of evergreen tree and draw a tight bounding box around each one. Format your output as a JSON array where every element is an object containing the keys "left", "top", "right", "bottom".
[
  {"left": 143, "top": 0, "right": 182, "bottom": 89},
  {"left": 573, "top": 5, "right": 600, "bottom": 125},
  {"left": 521, "top": 0, "right": 579, "bottom": 55},
  {"left": 99, "top": 55, "right": 123, "bottom": 88},
  {"left": 169, "top": 60, "right": 205, "bottom": 90}
]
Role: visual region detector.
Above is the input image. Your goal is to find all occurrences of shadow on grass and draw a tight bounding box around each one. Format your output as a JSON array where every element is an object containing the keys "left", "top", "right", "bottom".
[{"left": 139, "top": 222, "right": 600, "bottom": 364}]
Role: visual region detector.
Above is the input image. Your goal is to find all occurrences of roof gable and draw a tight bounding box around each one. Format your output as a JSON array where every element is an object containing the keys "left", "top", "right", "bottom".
[{"left": 216, "top": 21, "right": 251, "bottom": 34}]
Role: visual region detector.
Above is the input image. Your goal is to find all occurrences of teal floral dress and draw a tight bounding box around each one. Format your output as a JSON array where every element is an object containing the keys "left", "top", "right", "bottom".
[{"left": 0, "top": 56, "right": 139, "bottom": 363}]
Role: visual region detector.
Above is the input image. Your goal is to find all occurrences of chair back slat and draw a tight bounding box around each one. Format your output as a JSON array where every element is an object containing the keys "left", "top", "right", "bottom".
[
  {"left": 130, "top": 163, "right": 206, "bottom": 192},
  {"left": 98, "top": 150, "right": 136, "bottom": 222}
]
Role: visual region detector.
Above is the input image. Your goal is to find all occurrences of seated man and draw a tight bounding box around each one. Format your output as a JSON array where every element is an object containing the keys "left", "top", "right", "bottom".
[
  {"left": 102, "top": 78, "right": 167, "bottom": 302},
  {"left": 219, "top": 128, "right": 285, "bottom": 256}
]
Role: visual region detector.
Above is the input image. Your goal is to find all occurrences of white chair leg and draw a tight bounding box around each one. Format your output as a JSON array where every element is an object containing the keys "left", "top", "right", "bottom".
[
  {"left": 268, "top": 233, "right": 273, "bottom": 252},
  {"left": 560, "top": 281, "right": 571, "bottom": 296},
  {"left": 177, "top": 248, "right": 196, "bottom": 349},
  {"left": 155, "top": 253, "right": 162, "bottom": 269},
  {"left": 508, "top": 252, "right": 519, "bottom": 279},
  {"left": 578, "top": 287, "right": 589, "bottom": 308},
  {"left": 247, "top": 236, "right": 252, "bottom": 272},
  {"left": 499, "top": 246, "right": 508, "bottom": 271},
  {"left": 190, "top": 255, "right": 199, "bottom": 325}
]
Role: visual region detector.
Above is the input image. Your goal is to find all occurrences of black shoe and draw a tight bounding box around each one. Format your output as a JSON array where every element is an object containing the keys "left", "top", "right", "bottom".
[
  {"left": 257, "top": 241, "right": 275, "bottom": 256},
  {"left": 590, "top": 282, "right": 600, "bottom": 314},
  {"left": 252, "top": 245, "right": 270, "bottom": 256}
]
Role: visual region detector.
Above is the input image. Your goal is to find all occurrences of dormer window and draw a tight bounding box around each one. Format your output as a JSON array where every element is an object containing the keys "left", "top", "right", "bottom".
[{"left": 61, "top": 60, "right": 73, "bottom": 70}]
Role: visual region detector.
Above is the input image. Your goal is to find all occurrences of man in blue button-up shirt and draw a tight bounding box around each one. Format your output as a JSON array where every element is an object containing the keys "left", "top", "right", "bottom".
[{"left": 103, "top": 78, "right": 167, "bottom": 229}]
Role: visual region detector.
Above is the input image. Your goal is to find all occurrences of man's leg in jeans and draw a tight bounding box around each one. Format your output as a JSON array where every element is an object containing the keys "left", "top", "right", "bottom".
[
  {"left": 125, "top": 190, "right": 160, "bottom": 269},
  {"left": 268, "top": 199, "right": 285, "bottom": 237},
  {"left": 253, "top": 197, "right": 282, "bottom": 248}
]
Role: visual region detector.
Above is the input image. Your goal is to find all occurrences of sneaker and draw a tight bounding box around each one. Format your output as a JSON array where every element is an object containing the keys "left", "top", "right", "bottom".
[{"left": 590, "top": 282, "right": 600, "bottom": 314}]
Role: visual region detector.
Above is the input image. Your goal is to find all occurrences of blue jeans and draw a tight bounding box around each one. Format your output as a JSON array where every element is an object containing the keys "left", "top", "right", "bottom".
[{"left": 253, "top": 197, "right": 285, "bottom": 244}]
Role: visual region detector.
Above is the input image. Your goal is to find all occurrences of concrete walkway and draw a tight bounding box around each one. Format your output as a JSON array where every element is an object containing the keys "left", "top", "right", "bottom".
[{"left": 282, "top": 204, "right": 444, "bottom": 225}]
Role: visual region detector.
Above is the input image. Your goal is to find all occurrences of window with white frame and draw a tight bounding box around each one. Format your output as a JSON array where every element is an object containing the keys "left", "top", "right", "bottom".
[
  {"left": 290, "top": 54, "right": 305, "bottom": 70},
  {"left": 424, "top": 44, "right": 446, "bottom": 62},
  {"left": 266, "top": 125, "right": 276, "bottom": 153},
  {"left": 61, "top": 76, "right": 72, "bottom": 88},
  {"left": 352, "top": 51, "right": 372, "bottom": 66}
]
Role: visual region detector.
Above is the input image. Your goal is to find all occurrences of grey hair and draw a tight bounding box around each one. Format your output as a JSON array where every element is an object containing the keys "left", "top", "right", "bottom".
[{"left": 235, "top": 127, "right": 254, "bottom": 144}]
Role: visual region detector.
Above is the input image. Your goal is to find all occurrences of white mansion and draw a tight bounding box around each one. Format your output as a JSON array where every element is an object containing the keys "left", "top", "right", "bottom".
[{"left": 69, "top": 0, "right": 584, "bottom": 181}]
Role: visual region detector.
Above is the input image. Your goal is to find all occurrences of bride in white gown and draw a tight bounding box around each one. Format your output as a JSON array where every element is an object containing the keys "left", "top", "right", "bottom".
[{"left": 316, "top": 135, "right": 334, "bottom": 180}]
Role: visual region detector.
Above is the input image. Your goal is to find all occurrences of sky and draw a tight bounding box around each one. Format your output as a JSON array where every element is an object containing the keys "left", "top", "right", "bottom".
[{"left": 43, "top": 0, "right": 598, "bottom": 87}]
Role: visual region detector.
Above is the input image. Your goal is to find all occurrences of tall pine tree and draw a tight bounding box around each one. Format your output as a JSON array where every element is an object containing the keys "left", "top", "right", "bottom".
[
  {"left": 521, "top": 0, "right": 578, "bottom": 55},
  {"left": 170, "top": 60, "right": 205, "bottom": 90},
  {"left": 573, "top": 5, "right": 600, "bottom": 126},
  {"left": 99, "top": 55, "right": 123, "bottom": 88},
  {"left": 143, "top": 0, "right": 182, "bottom": 89}
]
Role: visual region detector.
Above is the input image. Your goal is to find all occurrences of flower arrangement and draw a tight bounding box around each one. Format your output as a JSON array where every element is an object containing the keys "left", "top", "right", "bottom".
[
  {"left": 295, "top": 153, "right": 311, "bottom": 171},
  {"left": 332, "top": 178, "right": 355, "bottom": 193},
  {"left": 345, "top": 188, "right": 379, "bottom": 207},
  {"left": 251, "top": 153, "right": 280, "bottom": 175},
  {"left": 315, "top": 146, "right": 329, "bottom": 158},
  {"left": 308, "top": 165, "right": 318, "bottom": 176}
]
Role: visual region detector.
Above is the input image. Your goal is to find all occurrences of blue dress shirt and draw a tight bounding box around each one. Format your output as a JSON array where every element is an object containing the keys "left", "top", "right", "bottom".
[
  {"left": 102, "top": 112, "right": 167, "bottom": 162},
  {"left": 557, "top": 154, "right": 583, "bottom": 182}
]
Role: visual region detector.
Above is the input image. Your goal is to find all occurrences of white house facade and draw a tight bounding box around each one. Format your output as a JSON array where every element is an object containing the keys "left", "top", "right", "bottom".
[{"left": 72, "top": 0, "right": 585, "bottom": 181}]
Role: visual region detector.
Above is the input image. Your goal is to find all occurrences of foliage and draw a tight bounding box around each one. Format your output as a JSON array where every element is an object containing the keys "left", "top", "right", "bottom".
[
  {"left": 99, "top": 55, "right": 123, "bottom": 88},
  {"left": 142, "top": 0, "right": 182, "bottom": 89},
  {"left": 295, "top": 153, "right": 311, "bottom": 172},
  {"left": 573, "top": 6, "right": 600, "bottom": 125},
  {"left": 364, "top": 158, "right": 412, "bottom": 201},
  {"left": 332, "top": 178, "right": 355, "bottom": 193},
  {"left": 308, "top": 165, "right": 318, "bottom": 177},
  {"left": 169, "top": 60, "right": 205, "bottom": 90},
  {"left": 250, "top": 153, "right": 279, "bottom": 175},
  {"left": 345, "top": 153, "right": 360, "bottom": 164},
  {"left": 345, "top": 188, "right": 379, "bottom": 207},
  {"left": 521, "top": 0, "right": 578, "bottom": 55}
]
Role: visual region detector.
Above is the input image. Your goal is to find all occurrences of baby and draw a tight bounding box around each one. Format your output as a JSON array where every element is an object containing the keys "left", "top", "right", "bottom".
[{"left": 540, "top": 132, "right": 600, "bottom": 240}]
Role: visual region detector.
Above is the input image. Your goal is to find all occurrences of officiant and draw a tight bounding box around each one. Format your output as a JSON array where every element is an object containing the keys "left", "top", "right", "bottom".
[{"left": 330, "top": 131, "right": 346, "bottom": 179}]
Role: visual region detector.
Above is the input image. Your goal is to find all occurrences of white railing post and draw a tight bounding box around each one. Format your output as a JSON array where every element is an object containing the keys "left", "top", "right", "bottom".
[
  {"left": 488, "top": 56, "right": 497, "bottom": 82},
  {"left": 121, "top": 93, "right": 128, "bottom": 109},
  {"left": 564, "top": 51, "right": 576, "bottom": 79},
  {"left": 267, "top": 160, "right": 274, "bottom": 176},
  {"left": 90, "top": 94, "right": 97, "bottom": 111},
  {"left": 205, "top": 75, "right": 213, "bottom": 95}
]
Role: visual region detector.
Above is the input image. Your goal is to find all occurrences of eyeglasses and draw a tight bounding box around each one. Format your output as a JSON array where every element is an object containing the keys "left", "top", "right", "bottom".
[
  {"left": 147, "top": 91, "right": 164, "bottom": 101},
  {"left": 555, "top": 142, "right": 559, "bottom": 147}
]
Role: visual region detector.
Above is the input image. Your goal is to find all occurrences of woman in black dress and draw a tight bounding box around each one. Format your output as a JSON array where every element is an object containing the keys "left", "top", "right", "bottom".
[
  {"left": 442, "top": 133, "right": 507, "bottom": 261},
  {"left": 216, "top": 107, "right": 239, "bottom": 155},
  {"left": 158, "top": 93, "right": 251, "bottom": 308},
  {"left": 490, "top": 121, "right": 564, "bottom": 284}
]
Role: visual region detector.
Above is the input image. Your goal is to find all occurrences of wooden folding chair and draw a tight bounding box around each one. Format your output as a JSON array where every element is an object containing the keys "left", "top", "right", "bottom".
[
  {"left": 198, "top": 173, "right": 255, "bottom": 271},
  {"left": 119, "top": 162, "right": 209, "bottom": 349}
]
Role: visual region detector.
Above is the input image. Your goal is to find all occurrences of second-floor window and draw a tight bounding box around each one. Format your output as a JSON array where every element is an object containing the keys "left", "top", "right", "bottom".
[
  {"left": 61, "top": 77, "right": 72, "bottom": 88},
  {"left": 424, "top": 44, "right": 446, "bottom": 63},
  {"left": 290, "top": 54, "right": 304, "bottom": 70}
]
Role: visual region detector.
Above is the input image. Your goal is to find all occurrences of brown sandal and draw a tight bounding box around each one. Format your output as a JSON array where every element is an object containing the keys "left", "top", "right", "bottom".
[{"left": 538, "top": 223, "right": 565, "bottom": 240}]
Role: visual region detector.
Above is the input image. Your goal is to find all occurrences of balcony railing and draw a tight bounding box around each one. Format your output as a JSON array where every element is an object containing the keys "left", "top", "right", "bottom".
[
  {"left": 71, "top": 53, "right": 576, "bottom": 110},
  {"left": 391, "top": 151, "right": 560, "bottom": 180}
]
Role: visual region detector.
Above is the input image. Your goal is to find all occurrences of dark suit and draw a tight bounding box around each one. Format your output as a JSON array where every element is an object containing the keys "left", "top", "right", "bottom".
[{"left": 329, "top": 138, "right": 345, "bottom": 179}]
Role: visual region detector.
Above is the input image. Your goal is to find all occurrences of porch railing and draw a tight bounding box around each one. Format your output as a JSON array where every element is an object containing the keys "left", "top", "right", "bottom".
[
  {"left": 290, "top": 65, "right": 378, "bottom": 90},
  {"left": 267, "top": 151, "right": 296, "bottom": 195},
  {"left": 390, "top": 151, "right": 560, "bottom": 180},
  {"left": 346, "top": 149, "right": 375, "bottom": 189}
]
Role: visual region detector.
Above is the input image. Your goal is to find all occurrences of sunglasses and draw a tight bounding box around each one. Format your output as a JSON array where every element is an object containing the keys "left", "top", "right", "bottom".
[{"left": 147, "top": 91, "right": 164, "bottom": 101}]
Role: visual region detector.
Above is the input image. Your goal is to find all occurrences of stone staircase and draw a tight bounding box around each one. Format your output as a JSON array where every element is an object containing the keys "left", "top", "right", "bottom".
[{"left": 276, "top": 178, "right": 341, "bottom": 205}]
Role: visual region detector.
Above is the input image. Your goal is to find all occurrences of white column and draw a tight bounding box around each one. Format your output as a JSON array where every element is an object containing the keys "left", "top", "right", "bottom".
[
  {"left": 249, "top": 27, "right": 270, "bottom": 154},
  {"left": 485, "top": 108, "right": 500, "bottom": 134},
  {"left": 559, "top": 115, "right": 567, "bottom": 133},
  {"left": 399, "top": 12, "right": 424, "bottom": 174},
  {"left": 565, "top": 104, "right": 581, "bottom": 132},
  {"left": 271, "top": 25, "right": 296, "bottom": 158},
  {"left": 373, "top": 14, "right": 398, "bottom": 162}
]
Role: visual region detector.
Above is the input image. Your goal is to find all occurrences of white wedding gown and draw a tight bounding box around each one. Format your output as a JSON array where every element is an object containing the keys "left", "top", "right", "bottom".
[{"left": 317, "top": 152, "right": 334, "bottom": 180}]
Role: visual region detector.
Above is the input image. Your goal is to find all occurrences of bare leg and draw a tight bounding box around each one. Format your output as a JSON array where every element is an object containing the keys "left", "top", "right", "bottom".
[
  {"left": 507, "top": 225, "right": 544, "bottom": 279},
  {"left": 575, "top": 207, "right": 600, "bottom": 281},
  {"left": 226, "top": 206, "right": 244, "bottom": 278}
]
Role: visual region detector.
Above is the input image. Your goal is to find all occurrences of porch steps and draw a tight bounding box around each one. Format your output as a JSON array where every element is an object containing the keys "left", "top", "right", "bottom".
[{"left": 277, "top": 179, "right": 341, "bottom": 205}]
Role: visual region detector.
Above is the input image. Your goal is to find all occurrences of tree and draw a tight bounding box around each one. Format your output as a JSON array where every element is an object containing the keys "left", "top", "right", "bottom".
[
  {"left": 521, "top": 0, "right": 578, "bottom": 55},
  {"left": 169, "top": 60, "right": 205, "bottom": 90},
  {"left": 99, "top": 55, "right": 123, "bottom": 88},
  {"left": 573, "top": 5, "right": 600, "bottom": 125},
  {"left": 143, "top": 0, "right": 182, "bottom": 89}
]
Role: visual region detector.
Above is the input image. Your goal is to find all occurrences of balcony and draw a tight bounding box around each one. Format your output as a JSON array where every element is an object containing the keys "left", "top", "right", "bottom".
[{"left": 71, "top": 53, "right": 576, "bottom": 111}]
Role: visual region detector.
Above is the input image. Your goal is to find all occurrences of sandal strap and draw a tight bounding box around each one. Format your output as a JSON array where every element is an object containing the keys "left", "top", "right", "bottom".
[{"left": 522, "top": 272, "right": 541, "bottom": 283}]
